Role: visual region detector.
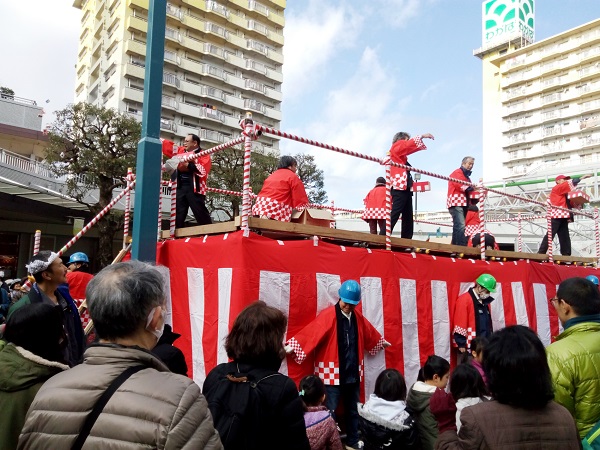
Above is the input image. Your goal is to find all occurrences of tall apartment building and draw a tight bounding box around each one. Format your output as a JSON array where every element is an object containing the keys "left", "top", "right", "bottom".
[
  {"left": 475, "top": 1, "right": 600, "bottom": 183},
  {"left": 72, "top": 0, "right": 285, "bottom": 154}
]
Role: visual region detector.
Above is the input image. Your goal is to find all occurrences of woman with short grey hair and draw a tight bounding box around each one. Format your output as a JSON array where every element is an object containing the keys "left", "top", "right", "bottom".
[{"left": 18, "top": 260, "right": 223, "bottom": 450}]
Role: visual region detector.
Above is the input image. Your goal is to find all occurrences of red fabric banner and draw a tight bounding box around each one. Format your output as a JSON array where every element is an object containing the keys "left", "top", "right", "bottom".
[{"left": 156, "top": 231, "right": 597, "bottom": 394}]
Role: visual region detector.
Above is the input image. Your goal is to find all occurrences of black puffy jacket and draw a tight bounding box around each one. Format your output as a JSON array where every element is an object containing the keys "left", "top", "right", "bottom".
[{"left": 358, "top": 403, "right": 421, "bottom": 450}]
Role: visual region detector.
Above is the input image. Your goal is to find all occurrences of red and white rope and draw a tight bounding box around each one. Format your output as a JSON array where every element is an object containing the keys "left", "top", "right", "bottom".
[
  {"left": 123, "top": 168, "right": 133, "bottom": 249},
  {"left": 169, "top": 181, "right": 177, "bottom": 238},
  {"left": 33, "top": 230, "right": 41, "bottom": 256},
  {"left": 57, "top": 181, "right": 136, "bottom": 259}
]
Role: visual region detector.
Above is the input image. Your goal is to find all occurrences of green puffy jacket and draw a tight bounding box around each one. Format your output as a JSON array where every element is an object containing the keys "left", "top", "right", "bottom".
[
  {"left": 546, "top": 321, "right": 600, "bottom": 438},
  {"left": 0, "top": 340, "right": 68, "bottom": 450}
]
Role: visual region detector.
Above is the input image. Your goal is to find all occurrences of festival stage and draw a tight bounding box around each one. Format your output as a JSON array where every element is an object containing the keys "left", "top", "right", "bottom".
[{"left": 157, "top": 220, "right": 598, "bottom": 398}]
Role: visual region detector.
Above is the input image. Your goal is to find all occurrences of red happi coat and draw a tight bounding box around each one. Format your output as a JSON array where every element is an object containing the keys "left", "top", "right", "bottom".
[
  {"left": 252, "top": 168, "right": 309, "bottom": 222},
  {"left": 549, "top": 180, "right": 575, "bottom": 219},
  {"left": 286, "top": 305, "right": 386, "bottom": 386},
  {"left": 162, "top": 139, "right": 211, "bottom": 195},
  {"left": 452, "top": 288, "right": 492, "bottom": 349},
  {"left": 66, "top": 271, "right": 93, "bottom": 302},
  {"left": 362, "top": 185, "right": 387, "bottom": 220},
  {"left": 447, "top": 168, "right": 471, "bottom": 208},
  {"left": 388, "top": 136, "right": 427, "bottom": 190}
]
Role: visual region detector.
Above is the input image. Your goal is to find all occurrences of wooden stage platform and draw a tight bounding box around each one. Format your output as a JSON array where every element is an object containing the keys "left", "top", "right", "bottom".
[{"left": 160, "top": 217, "right": 597, "bottom": 266}]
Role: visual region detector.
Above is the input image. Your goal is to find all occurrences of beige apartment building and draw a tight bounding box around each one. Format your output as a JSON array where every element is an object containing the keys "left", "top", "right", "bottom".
[
  {"left": 476, "top": 16, "right": 600, "bottom": 183},
  {"left": 72, "top": 0, "right": 285, "bottom": 154}
]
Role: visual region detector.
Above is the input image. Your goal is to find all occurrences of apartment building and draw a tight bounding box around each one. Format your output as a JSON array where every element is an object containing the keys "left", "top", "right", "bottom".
[
  {"left": 73, "top": 0, "right": 285, "bottom": 154},
  {"left": 475, "top": 11, "right": 600, "bottom": 182}
]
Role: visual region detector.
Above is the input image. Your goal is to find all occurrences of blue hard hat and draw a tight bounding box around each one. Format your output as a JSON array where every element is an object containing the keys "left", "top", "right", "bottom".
[
  {"left": 68, "top": 252, "right": 89, "bottom": 265},
  {"left": 586, "top": 275, "right": 599, "bottom": 286},
  {"left": 338, "top": 280, "right": 361, "bottom": 305}
]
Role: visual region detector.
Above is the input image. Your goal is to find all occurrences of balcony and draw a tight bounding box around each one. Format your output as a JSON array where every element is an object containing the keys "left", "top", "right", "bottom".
[
  {"left": 246, "top": 39, "right": 269, "bottom": 56},
  {"left": 122, "top": 86, "right": 144, "bottom": 103},
  {"left": 200, "top": 107, "right": 225, "bottom": 123},
  {"left": 163, "top": 72, "right": 180, "bottom": 88},
  {"left": 247, "top": 20, "right": 269, "bottom": 36},
  {"left": 244, "top": 99, "right": 266, "bottom": 114},
  {"left": 206, "top": 1, "right": 229, "bottom": 18},
  {"left": 164, "top": 50, "right": 181, "bottom": 66},
  {"left": 245, "top": 78, "right": 266, "bottom": 94},
  {"left": 165, "top": 27, "right": 181, "bottom": 43},
  {"left": 166, "top": 2, "right": 183, "bottom": 20},
  {"left": 160, "top": 118, "right": 177, "bottom": 132},
  {"left": 162, "top": 95, "right": 179, "bottom": 110},
  {"left": 205, "top": 22, "right": 228, "bottom": 41},
  {"left": 200, "top": 129, "right": 225, "bottom": 144},
  {"left": 204, "top": 43, "right": 227, "bottom": 60},
  {"left": 542, "top": 126, "right": 562, "bottom": 138},
  {"left": 202, "top": 85, "right": 226, "bottom": 101},
  {"left": 246, "top": 59, "right": 267, "bottom": 75},
  {"left": 201, "top": 63, "right": 227, "bottom": 81}
]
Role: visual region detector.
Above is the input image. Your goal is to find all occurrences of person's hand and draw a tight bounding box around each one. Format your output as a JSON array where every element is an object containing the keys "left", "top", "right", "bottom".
[
  {"left": 458, "top": 347, "right": 466, "bottom": 353},
  {"left": 422, "top": 133, "right": 435, "bottom": 140},
  {"left": 382, "top": 340, "right": 391, "bottom": 348},
  {"left": 284, "top": 345, "right": 294, "bottom": 355},
  {"left": 430, "top": 388, "right": 457, "bottom": 433}
]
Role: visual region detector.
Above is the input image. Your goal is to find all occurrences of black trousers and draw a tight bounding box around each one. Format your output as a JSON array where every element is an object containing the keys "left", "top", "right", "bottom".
[
  {"left": 175, "top": 182, "right": 212, "bottom": 228},
  {"left": 390, "top": 188, "right": 413, "bottom": 238},
  {"left": 538, "top": 218, "right": 571, "bottom": 256},
  {"left": 367, "top": 219, "right": 386, "bottom": 235}
]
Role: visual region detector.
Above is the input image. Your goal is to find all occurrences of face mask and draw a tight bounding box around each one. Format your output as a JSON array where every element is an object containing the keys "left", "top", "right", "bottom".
[{"left": 146, "top": 306, "right": 166, "bottom": 341}]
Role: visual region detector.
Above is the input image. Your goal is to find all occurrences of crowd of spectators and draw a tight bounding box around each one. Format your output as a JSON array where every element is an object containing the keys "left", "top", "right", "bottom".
[{"left": 1, "top": 252, "right": 599, "bottom": 450}]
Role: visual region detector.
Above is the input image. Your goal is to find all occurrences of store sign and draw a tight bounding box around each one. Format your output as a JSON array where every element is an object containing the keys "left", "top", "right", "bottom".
[{"left": 482, "top": 0, "right": 534, "bottom": 46}]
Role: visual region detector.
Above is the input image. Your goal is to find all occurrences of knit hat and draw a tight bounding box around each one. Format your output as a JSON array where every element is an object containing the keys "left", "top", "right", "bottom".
[{"left": 376, "top": 177, "right": 386, "bottom": 185}]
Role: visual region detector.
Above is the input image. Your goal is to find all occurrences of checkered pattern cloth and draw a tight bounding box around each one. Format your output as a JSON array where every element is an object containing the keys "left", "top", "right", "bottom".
[
  {"left": 390, "top": 172, "right": 408, "bottom": 191},
  {"left": 549, "top": 207, "right": 572, "bottom": 219},
  {"left": 252, "top": 196, "right": 294, "bottom": 222},
  {"left": 453, "top": 325, "right": 477, "bottom": 348},
  {"left": 362, "top": 208, "right": 388, "bottom": 220},
  {"left": 315, "top": 361, "right": 340, "bottom": 385},
  {"left": 369, "top": 337, "right": 387, "bottom": 355},
  {"left": 464, "top": 224, "right": 479, "bottom": 237},
  {"left": 286, "top": 337, "right": 307, "bottom": 364},
  {"left": 447, "top": 193, "right": 468, "bottom": 208},
  {"left": 73, "top": 298, "right": 91, "bottom": 331}
]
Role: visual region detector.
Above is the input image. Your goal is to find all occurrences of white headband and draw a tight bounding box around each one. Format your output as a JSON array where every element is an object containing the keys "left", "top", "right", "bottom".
[{"left": 25, "top": 252, "right": 58, "bottom": 275}]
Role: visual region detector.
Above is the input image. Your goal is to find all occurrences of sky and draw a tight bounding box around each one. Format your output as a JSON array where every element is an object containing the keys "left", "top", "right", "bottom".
[{"left": 1, "top": 0, "right": 599, "bottom": 211}]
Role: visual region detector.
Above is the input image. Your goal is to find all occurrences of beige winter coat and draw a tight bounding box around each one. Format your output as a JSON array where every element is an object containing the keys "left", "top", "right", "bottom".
[{"left": 18, "top": 344, "right": 223, "bottom": 450}]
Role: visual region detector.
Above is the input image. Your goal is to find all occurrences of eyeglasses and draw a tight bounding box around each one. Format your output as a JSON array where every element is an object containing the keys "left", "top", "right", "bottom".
[{"left": 548, "top": 296, "right": 558, "bottom": 305}]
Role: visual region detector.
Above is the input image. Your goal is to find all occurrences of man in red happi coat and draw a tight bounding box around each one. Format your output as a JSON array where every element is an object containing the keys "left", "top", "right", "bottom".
[{"left": 286, "top": 280, "right": 390, "bottom": 449}]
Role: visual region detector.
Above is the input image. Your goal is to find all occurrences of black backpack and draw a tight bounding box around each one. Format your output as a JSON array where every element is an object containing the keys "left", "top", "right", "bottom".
[{"left": 206, "top": 363, "right": 283, "bottom": 450}]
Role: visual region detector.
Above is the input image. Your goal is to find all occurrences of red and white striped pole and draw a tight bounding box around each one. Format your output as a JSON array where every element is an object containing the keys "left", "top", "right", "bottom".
[
  {"left": 517, "top": 212, "right": 523, "bottom": 252},
  {"left": 56, "top": 181, "right": 136, "bottom": 259},
  {"left": 122, "top": 168, "right": 133, "bottom": 249},
  {"left": 385, "top": 163, "right": 392, "bottom": 251},
  {"left": 330, "top": 200, "right": 336, "bottom": 228},
  {"left": 546, "top": 199, "right": 553, "bottom": 263},
  {"left": 169, "top": 180, "right": 177, "bottom": 238},
  {"left": 157, "top": 182, "right": 163, "bottom": 240},
  {"left": 594, "top": 207, "right": 599, "bottom": 266},
  {"left": 33, "top": 230, "right": 41, "bottom": 256},
  {"left": 478, "top": 179, "right": 486, "bottom": 260},
  {"left": 241, "top": 113, "right": 254, "bottom": 234}
]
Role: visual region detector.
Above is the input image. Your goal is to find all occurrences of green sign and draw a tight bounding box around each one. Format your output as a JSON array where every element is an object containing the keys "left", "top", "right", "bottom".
[{"left": 482, "top": 0, "right": 534, "bottom": 46}]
